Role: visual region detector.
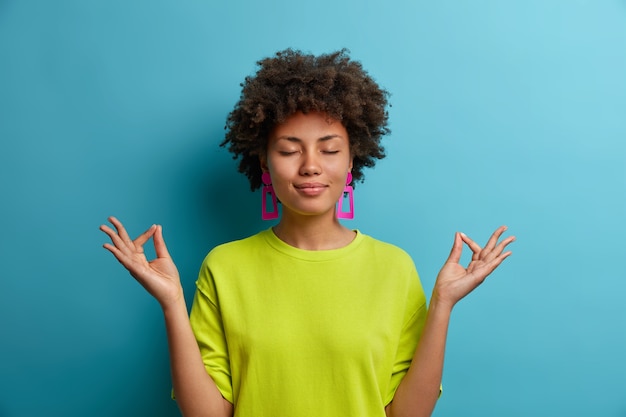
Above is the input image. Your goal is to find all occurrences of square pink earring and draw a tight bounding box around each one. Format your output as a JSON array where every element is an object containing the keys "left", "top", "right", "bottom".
[
  {"left": 336, "top": 172, "right": 354, "bottom": 219},
  {"left": 261, "top": 172, "right": 279, "bottom": 220}
]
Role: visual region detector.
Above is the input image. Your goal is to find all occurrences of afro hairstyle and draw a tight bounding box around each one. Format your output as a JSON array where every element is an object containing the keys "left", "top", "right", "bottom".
[{"left": 220, "top": 48, "right": 391, "bottom": 190}]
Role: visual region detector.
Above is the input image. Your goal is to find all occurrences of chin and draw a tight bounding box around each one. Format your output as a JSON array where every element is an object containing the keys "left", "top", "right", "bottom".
[{"left": 284, "top": 205, "right": 336, "bottom": 218}]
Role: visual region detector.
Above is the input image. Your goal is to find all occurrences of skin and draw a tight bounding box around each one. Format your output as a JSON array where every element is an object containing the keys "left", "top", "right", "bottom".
[
  {"left": 386, "top": 226, "right": 514, "bottom": 417},
  {"left": 260, "top": 111, "right": 355, "bottom": 250},
  {"left": 100, "top": 111, "right": 515, "bottom": 417}
]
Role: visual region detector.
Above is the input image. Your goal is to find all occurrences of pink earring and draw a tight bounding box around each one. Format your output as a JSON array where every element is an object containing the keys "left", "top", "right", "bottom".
[
  {"left": 261, "top": 172, "right": 279, "bottom": 220},
  {"left": 336, "top": 172, "right": 354, "bottom": 219}
]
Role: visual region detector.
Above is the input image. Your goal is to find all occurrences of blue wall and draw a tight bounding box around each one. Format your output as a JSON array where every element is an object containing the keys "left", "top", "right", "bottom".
[{"left": 1, "top": 1, "right": 625, "bottom": 416}]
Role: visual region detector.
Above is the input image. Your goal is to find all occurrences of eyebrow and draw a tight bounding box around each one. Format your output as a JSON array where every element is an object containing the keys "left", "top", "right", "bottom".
[{"left": 276, "top": 134, "right": 343, "bottom": 143}]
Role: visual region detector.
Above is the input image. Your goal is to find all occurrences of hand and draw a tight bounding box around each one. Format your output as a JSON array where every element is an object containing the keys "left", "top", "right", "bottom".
[
  {"left": 432, "top": 226, "right": 515, "bottom": 310},
  {"left": 100, "top": 216, "right": 182, "bottom": 308}
]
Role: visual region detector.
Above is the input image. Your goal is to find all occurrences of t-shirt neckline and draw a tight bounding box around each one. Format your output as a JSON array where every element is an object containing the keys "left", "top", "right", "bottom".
[{"left": 261, "top": 228, "right": 365, "bottom": 261}]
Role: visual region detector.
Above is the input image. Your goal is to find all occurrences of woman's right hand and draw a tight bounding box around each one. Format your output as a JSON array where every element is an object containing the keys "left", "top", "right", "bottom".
[{"left": 100, "top": 216, "right": 183, "bottom": 309}]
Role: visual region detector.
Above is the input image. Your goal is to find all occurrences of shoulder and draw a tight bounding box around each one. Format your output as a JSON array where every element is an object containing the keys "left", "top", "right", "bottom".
[
  {"left": 357, "top": 233, "right": 425, "bottom": 305},
  {"left": 358, "top": 233, "right": 415, "bottom": 265},
  {"left": 196, "top": 230, "right": 271, "bottom": 282},
  {"left": 195, "top": 230, "right": 270, "bottom": 291},
  {"left": 203, "top": 229, "right": 270, "bottom": 262}
]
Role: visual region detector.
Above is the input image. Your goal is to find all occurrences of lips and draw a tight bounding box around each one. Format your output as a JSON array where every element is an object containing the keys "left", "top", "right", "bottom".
[
  {"left": 294, "top": 182, "right": 327, "bottom": 189},
  {"left": 294, "top": 182, "right": 328, "bottom": 196}
]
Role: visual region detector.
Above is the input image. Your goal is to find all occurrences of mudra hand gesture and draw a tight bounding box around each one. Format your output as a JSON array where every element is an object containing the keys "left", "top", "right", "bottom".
[
  {"left": 433, "top": 226, "right": 515, "bottom": 310},
  {"left": 100, "top": 216, "right": 182, "bottom": 308}
]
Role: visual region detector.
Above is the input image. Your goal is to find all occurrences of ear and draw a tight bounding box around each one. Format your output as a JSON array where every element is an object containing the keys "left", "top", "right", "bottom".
[{"left": 259, "top": 154, "right": 269, "bottom": 172}]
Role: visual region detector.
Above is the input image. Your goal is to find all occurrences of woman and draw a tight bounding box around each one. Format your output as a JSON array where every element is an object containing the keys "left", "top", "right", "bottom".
[{"left": 100, "top": 49, "right": 514, "bottom": 417}]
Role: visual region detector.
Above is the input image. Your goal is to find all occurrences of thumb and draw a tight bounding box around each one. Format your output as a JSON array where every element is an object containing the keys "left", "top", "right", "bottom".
[
  {"left": 445, "top": 232, "right": 463, "bottom": 264},
  {"left": 153, "top": 225, "right": 172, "bottom": 259},
  {"left": 134, "top": 224, "right": 157, "bottom": 248}
]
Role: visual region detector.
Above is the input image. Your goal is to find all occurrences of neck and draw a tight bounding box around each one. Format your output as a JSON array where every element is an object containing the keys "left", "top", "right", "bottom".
[{"left": 272, "top": 210, "right": 356, "bottom": 251}]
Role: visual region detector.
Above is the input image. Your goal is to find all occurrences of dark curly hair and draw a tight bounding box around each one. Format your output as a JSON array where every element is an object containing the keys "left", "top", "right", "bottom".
[{"left": 220, "top": 48, "right": 390, "bottom": 190}]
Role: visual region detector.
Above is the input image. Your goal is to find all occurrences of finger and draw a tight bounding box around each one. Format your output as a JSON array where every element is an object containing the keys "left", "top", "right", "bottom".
[
  {"left": 459, "top": 232, "right": 482, "bottom": 260},
  {"left": 100, "top": 224, "right": 130, "bottom": 250},
  {"left": 153, "top": 225, "right": 172, "bottom": 259},
  {"left": 102, "top": 241, "right": 135, "bottom": 269},
  {"left": 108, "top": 216, "right": 134, "bottom": 246},
  {"left": 102, "top": 241, "right": 125, "bottom": 260},
  {"left": 483, "top": 225, "right": 508, "bottom": 253},
  {"left": 471, "top": 250, "right": 513, "bottom": 282},
  {"left": 133, "top": 224, "right": 157, "bottom": 251},
  {"left": 103, "top": 241, "right": 150, "bottom": 280},
  {"left": 482, "top": 235, "right": 516, "bottom": 263},
  {"left": 445, "top": 232, "right": 463, "bottom": 264}
]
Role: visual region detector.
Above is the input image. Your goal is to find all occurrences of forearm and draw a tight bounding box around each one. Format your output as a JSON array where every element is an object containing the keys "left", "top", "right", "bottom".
[
  {"left": 162, "top": 297, "right": 232, "bottom": 417},
  {"left": 387, "top": 298, "right": 452, "bottom": 417}
]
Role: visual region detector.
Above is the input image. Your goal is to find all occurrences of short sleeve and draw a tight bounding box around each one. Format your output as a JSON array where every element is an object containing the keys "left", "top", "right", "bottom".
[
  {"left": 187, "top": 259, "right": 234, "bottom": 403},
  {"left": 385, "top": 267, "right": 428, "bottom": 405}
]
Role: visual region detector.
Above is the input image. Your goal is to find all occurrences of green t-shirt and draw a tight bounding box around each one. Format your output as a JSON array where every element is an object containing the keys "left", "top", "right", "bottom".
[{"left": 189, "top": 228, "right": 427, "bottom": 417}]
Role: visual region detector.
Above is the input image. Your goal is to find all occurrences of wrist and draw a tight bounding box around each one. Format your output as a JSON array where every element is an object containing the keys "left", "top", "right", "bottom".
[
  {"left": 428, "top": 293, "right": 454, "bottom": 316},
  {"left": 160, "top": 288, "right": 186, "bottom": 315}
]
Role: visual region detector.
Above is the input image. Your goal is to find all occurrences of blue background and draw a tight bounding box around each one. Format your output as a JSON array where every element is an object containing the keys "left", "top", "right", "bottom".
[{"left": 1, "top": 1, "right": 625, "bottom": 416}]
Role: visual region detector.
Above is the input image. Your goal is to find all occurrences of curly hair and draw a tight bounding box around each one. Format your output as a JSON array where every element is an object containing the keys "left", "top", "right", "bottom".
[{"left": 220, "top": 48, "right": 390, "bottom": 190}]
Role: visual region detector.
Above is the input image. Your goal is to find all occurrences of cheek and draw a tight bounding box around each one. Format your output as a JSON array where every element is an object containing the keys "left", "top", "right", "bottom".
[
  {"left": 266, "top": 163, "right": 293, "bottom": 187},
  {"left": 334, "top": 158, "right": 353, "bottom": 179}
]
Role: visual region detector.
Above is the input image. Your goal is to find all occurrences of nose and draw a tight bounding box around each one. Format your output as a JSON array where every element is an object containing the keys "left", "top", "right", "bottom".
[{"left": 299, "top": 150, "right": 321, "bottom": 176}]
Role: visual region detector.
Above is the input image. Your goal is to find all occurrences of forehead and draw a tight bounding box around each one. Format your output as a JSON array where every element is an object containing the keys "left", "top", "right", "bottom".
[{"left": 270, "top": 111, "right": 348, "bottom": 141}]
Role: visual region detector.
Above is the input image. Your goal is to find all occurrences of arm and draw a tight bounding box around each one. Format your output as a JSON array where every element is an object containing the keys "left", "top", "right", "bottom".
[
  {"left": 100, "top": 217, "right": 233, "bottom": 417},
  {"left": 386, "top": 226, "right": 515, "bottom": 417}
]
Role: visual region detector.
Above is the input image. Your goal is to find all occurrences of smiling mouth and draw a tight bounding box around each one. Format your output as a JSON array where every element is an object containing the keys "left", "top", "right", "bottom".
[
  {"left": 295, "top": 183, "right": 327, "bottom": 189},
  {"left": 294, "top": 183, "right": 328, "bottom": 195}
]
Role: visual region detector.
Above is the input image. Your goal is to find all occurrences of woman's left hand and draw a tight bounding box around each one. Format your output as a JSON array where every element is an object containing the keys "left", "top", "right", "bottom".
[{"left": 432, "top": 226, "right": 515, "bottom": 310}]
